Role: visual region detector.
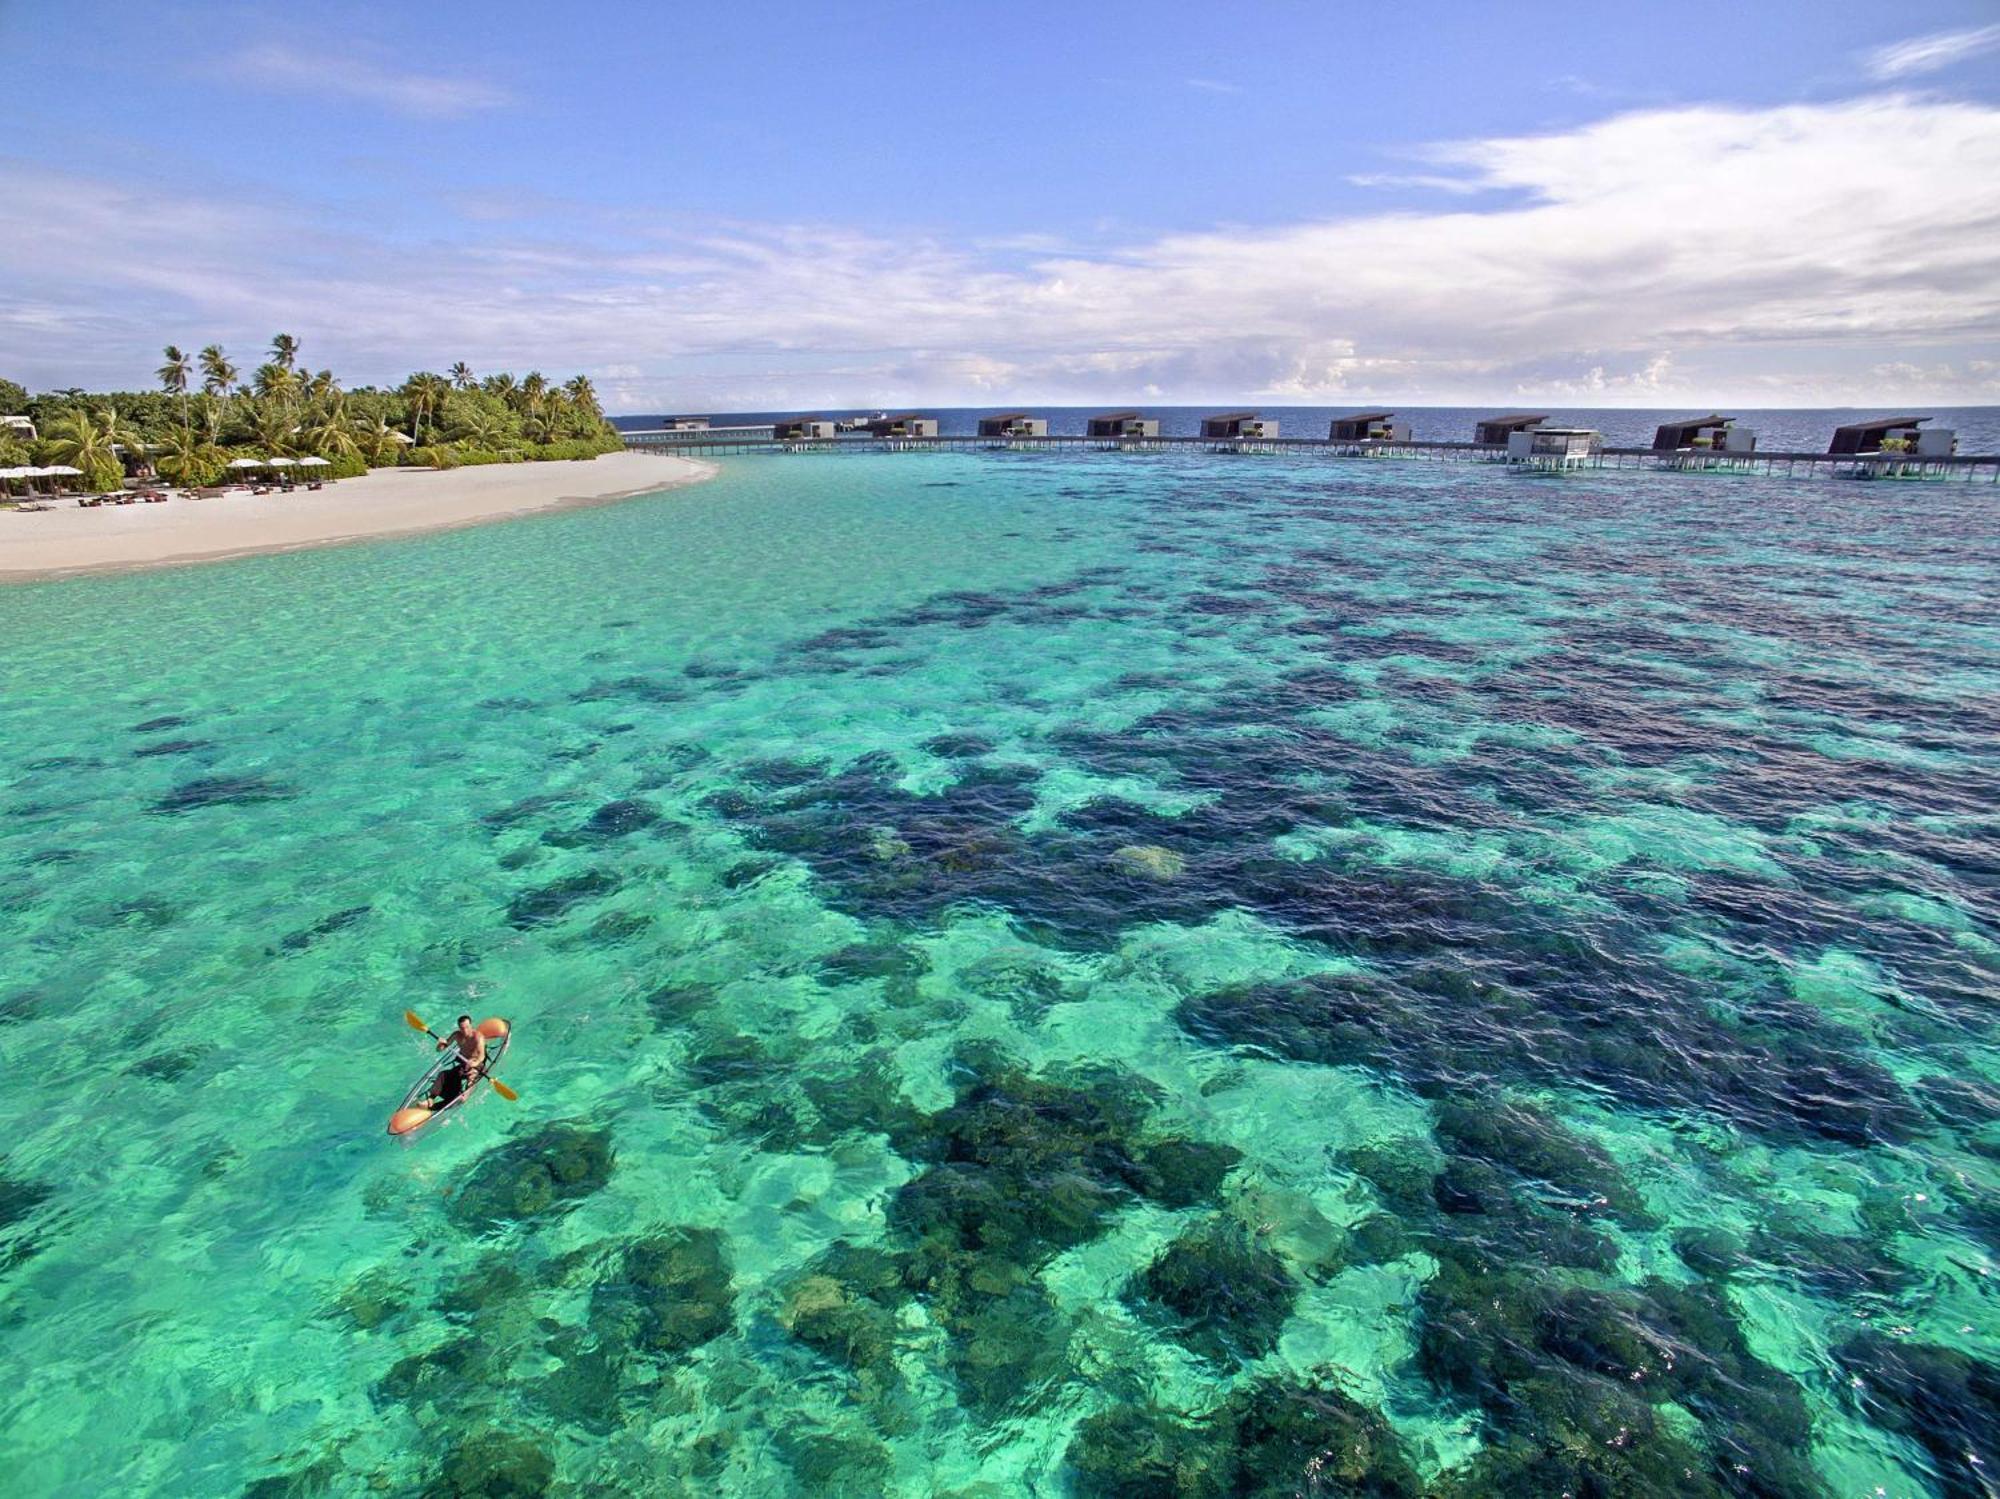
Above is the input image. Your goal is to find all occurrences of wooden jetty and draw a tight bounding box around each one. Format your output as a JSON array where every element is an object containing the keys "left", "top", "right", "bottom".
[{"left": 622, "top": 425, "right": 1999, "bottom": 480}]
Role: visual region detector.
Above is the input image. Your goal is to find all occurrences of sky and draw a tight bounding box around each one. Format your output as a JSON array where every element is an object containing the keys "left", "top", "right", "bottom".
[{"left": 2, "top": 0, "right": 1999, "bottom": 413}]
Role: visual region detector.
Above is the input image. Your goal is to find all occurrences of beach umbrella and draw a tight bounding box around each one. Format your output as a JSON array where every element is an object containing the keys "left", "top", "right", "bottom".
[
  {"left": 295, "top": 456, "right": 331, "bottom": 467},
  {"left": 43, "top": 465, "right": 81, "bottom": 475},
  {"left": 268, "top": 457, "right": 297, "bottom": 468},
  {"left": 227, "top": 457, "right": 266, "bottom": 470}
]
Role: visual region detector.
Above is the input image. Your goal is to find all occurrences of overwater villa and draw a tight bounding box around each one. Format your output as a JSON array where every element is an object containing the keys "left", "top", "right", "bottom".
[
  {"left": 1202, "top": 411, "right": 1278, "bottom": 440},
  {"left": 2, "top": 414, "right": 35, "bottom": 441},
  {"left": 976, "top": 413, "right": 1047, "bottom": 438},
  {"left": 1508, "top": 426, "right": 1603, "bottom": 468},
  {"left": 1473, "top": 413, "right": 1546, "bottom": 445},
  {"left": 1653, "top": 414, "right": 1756, "bottom": 453},
  {"left": 1327, "top": 411, "right": 1408, "bottom": 442},
  {"left": 1828, "top": 416, "right": 1956, "bottom": 457},
  {"left": 1085, "top": 411, "right": 1159, "bottom": 439},
  {"left": 774, "top": 417, "right": 837, "bottom": 440},
  {"left": 862, "top": 414, "right": 940, "bottom": 438}
]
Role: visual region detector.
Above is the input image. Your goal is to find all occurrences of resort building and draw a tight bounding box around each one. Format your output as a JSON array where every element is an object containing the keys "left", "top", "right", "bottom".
[
  {"left": 1507, "top": 427, "right": 1603, "bottom": 466},
  {"left": 976, "top": 413, "right": 1048, "bottom": 438},
  {"left": 2, "top": 415, "right": 35, "bottom": 441},
  {"left": 1473, "top": 413, "right": 1546, "bottom": 445},
  {"left": 862, "top": 414, "right": 940, "bottom": 438},
  {"left": 1327, "top": 411, "right": 1409, "bottom": 443},
  {"left": 1653, "top": 414, "right": 1756, "bottom": 453},
  {"left": 774, "top": 417, "right": 837, "bottom": 440},
  {"left": 1828, "top": 417, "right": 1956, "bottom": 457},
  {"left": 664, "top": 417, "right": 710, "bottom": 432},
  {"left": 1201, "top": 411, "right": 1279, "bottom": 440},
  {"left": 1085, "top": 411, "right": 1159, "bottom": 439}
]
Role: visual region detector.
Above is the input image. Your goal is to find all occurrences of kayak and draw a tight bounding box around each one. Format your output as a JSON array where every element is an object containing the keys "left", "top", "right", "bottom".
[{"left": 387, "top": 1017, "right": 511, "bottom": 1137}]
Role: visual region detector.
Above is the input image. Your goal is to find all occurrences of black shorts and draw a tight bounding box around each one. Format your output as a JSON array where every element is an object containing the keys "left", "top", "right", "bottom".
[{"left": 436, "top": 1063, "right": 468, "bottom": 1104}]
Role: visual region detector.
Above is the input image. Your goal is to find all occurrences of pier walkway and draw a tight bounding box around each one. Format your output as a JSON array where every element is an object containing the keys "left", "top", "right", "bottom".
[{"left": 621, "top": 428, "right": 2000, "bottom": 481}]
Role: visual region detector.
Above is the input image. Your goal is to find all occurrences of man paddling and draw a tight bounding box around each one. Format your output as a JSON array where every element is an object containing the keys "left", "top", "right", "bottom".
[{"left": 427, "top": 1014, "right": 487, "bottom": 1108}]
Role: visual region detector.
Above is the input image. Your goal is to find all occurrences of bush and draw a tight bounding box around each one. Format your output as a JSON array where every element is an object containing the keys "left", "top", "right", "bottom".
[
  {"left": 406, "top": 444, "right": 459, "bottom": 470},
  {"left": 531, "top": 433, "right": 623, "bottom": 461},
  {"left": 322, "top": 453, "right": 369, "bottom": 480}
]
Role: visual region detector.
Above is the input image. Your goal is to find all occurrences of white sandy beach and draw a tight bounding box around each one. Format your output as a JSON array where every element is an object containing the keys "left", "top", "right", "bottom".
[{"left": 0, "top": 451, "right": 714, "bottom": 582}]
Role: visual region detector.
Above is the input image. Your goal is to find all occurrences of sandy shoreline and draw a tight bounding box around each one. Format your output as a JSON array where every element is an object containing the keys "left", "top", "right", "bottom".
[{"left": 0, "top": 451, "right": 715, "bottom": 583}]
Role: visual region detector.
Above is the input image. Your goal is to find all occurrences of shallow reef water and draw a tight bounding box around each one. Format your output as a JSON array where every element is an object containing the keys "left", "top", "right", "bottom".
[{"left": 0, "top": 450, "right": 1995, "bottom": 1496}]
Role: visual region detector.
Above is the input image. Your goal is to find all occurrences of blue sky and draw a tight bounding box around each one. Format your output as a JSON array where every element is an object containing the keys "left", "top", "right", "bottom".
[{"left": 3, "top": 0, "right": 1999, "bottom": 411}]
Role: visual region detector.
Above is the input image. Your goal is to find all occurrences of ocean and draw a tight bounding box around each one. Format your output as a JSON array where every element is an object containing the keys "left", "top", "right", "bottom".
[{"left": 0, "top": 447, "right": 1994, "bottom": 1496}]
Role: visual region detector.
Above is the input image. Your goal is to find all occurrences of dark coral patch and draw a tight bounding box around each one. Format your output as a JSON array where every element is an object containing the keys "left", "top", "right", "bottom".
[
  {"left": 447, "top": 1124, "right": 614, "bottom": 1231},
  {"left": 588, "top": 1229, "right": 734, "bottom": 1357},
  {"left": 277, "top": 904, "right": 370, "bottom": 953},
  {"left": 131, "top": 738, "right": 213, "bottom": 759},
  {"left": 1128, "top": 1218, "right": 1296, "bottom": 1365},
  {"left": 151, "top": 775, "right": 296, "bottom": 814},
  {"left": 505, "top": 870, "right": 621, "bottom": 928}
]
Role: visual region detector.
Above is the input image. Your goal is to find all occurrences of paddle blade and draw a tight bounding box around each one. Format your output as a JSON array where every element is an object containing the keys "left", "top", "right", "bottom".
[
  {"left": 403, "top": 1009, "right": 430, "bottom": 1034},
  {"left": 490, "top": 1079, "right": 518, "bottom": 1102}
]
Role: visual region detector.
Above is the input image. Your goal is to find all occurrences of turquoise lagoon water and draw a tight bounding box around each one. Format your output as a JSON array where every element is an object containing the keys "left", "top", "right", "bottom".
[{"left": 0, "top": 452, "right": 1995, "bottom": 1497}]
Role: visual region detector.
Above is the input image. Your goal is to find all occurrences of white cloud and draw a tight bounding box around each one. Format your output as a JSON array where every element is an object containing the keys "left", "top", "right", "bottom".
[
  {"left": 1, "top": 94, "right": 1997, "bottom": 409},
  {"left": 1185, "top": 78, "right": 1243, "bottom": 95},
  {"left": 221, "top": 42, "right": 511, "bottom": 118},
  {"left": 1863, "top": 24, "right": 2000, "bottom": 79}
]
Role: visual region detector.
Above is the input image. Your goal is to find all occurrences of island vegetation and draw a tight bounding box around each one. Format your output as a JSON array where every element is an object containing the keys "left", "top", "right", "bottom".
[{"left": 0, "top": 336, "right": 622, "bottom": 493}]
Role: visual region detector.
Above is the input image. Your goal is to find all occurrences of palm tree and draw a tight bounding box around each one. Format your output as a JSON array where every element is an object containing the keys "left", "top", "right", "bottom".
[
  {"left": 155, "top": 428, "right": 223, "bottom": 486},
  {"left": 249, "top": 399, "right": 296, "bottom": 457},
  {"left": 192, "top": 393, "right": 223, "bottom": 445},
  {"left": 351, "top": 415, "right": 403, "bottom": 466},
  {"left": 268, "top": 332, "right": 300, "bottom": 372},
  {"left": 252, "top": 362, "right": 300, "bottom": 407},
  {"left": 523, "top": 393, "right": 567, "bottom": 445},
  {"left": 158, "top": 346, "right": 192, "bottom": 434},
  {"left": 40, "top": 406, "right": 124, "bottom": 487},
  {"left": 157, "top": 346, "right": 190, "bottom": 398},
  {"left": 449, "top": 361, "right": 474, "bottom": 389},
  {"left": 451, "top": 406, "right": 504, "bottom": 447},
  {"left": 400, "top": 372, "right": 450, "bottom": 442},
  {"left": 199, "top": 345, "right": 238, "bottom": 400},
  {"left": 304, "top": 405, "right": 360, "bottom": 461},
  {"left": 482, "top": 372, "right": 518, "bottom": 404},
  {"left": 562, "top": 374, "right": 599, "bottom": 416},
  {"left": 519, "top": 371, "right": 549, "bottom": 405}
]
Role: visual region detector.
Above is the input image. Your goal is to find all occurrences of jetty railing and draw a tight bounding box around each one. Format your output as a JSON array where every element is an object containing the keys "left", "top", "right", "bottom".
[{"left": 619, "top": 429, "right": 2000, "bottom": 481}]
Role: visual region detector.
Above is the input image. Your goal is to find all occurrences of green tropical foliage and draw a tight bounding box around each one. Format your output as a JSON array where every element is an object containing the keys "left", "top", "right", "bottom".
[{"left": 13, "top": 335, "right": 623, "bottom": 489}]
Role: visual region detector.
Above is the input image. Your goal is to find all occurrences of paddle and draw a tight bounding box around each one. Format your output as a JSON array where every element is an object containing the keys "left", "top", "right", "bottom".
[{"left": 403, "top": 1010, "right": 518, "bottom": 1101}]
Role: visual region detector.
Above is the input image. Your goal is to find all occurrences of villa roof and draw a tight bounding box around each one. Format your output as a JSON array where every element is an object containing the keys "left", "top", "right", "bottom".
[
  {"left": 1330, "top": 410, "right": 1395, "bottom": 422},
  {"left": 984, "top": 411, "right": 1033, "bottom": 421},
  {"left": 1478, "top": 413, "right": 1547, "bottom": 426},
  {"left": 1091, "top": 410, "right": 1143, "bottom": 421},
  {"left": 1831, "top": 416, "right": 1928, "bottom": 435},
  {"left": 1205, "top": 411, "right": 1259, "bottom": 422}
]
